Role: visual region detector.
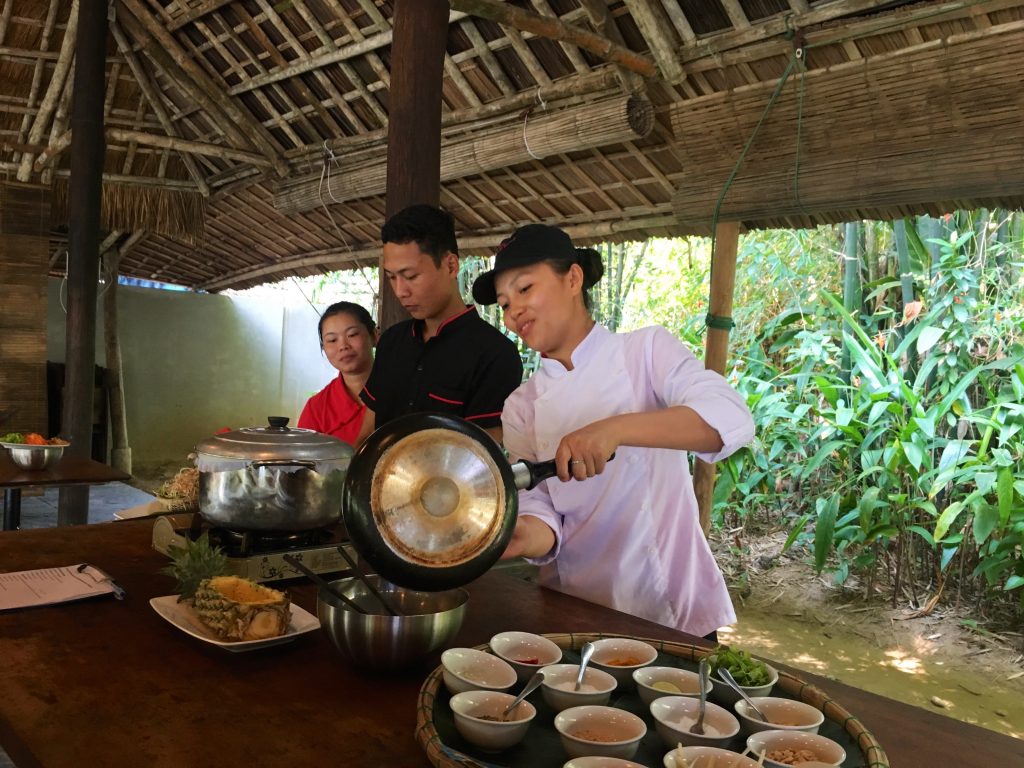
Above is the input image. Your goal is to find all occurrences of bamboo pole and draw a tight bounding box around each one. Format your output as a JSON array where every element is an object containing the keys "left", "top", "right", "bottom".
[
  {"left": 451, "top": 0, "right": 657, "bottom": 78},
  {"left": 116, "top": 0, "right": 288, "bottom": 177},
  {"left": 693, "top": 221, "right": 740, "bottom": 535},
  {"left": 227, "top": 10, "right": 468, "bottom": 95},
  {"left": 622, "top": 0, "right": 685, "bottom": 82},
  {"left": 17, "top": 0, "right": 78, "bottom": 180},
  {"left": 109, "top": 17, "right": 210, "bottom": 196},
  {"left": 58, "top": 0, "right": 106, "bottom": 527},
  {"left": 276, "top": 96, "right": 654, "bottom": 213},
  {"left": 201, "top": 214, "right": 677, "bottom": 291},
  {"left": 283, "top": 67, "right": 620, "bottom": 164},
  {"left": 576, "top": 0, "right": 645, "bottom": 94}
]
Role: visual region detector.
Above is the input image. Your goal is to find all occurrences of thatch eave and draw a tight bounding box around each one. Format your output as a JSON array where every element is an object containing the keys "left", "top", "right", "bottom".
[{"left": 1, "top": 0, "right": 1022, "bottom": 290}]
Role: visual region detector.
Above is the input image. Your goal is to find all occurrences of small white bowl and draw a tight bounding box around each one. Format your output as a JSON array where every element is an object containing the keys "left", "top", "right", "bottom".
[
  {"left": 566, "top": 758, "right": 647, "bottom": 768},
  {"left": 649, "top": 695, "right": 740, "bottom": 748},
  {"left": 633, "top": 666, "right": 710, "bottom": 707},
  {"left": 735, "top": 696, "right": 824, "bottom": 735},
  {"left": 540, "top": 663, "right": 618, "bottom": 711},
  {"left": 746, "top": 729, "right": 846, "bottom": 767},
  {"left": 489, "top": 631, "right": 562, "bottom": 683},
  {"left": 441, "top": 648, "right": 517, "bottom": 695},
  {"left": 709, "top": 663, "right": 778, "bottom": 706},
  {"left": 588, "top": 638, "right": 658, "bottom": 686},
  {"left": 555, "top": 705, "right": 647, "bottom": 760},
  {"left": 662, "top": 746, "right": 763, "bottom": 768},
  {"left": 449, "top": 690, "right": 536, "bottom": 752}
]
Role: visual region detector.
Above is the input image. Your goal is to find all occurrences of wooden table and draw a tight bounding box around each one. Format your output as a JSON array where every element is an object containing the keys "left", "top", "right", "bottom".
[
  {"left": 0, "top": 453, "right": 131, "bottom": 530},
  {"left": 0, "top": 521, "right": 1020, "bottom": 767}
]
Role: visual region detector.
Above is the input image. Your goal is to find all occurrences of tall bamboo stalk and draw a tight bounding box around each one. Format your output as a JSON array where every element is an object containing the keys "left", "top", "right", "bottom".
[
  {"left": 841, "top": 221, "right": 862, "bottom": 383},
  {"left": 893, "top": 219, "right": 918, "bottom": 377}
]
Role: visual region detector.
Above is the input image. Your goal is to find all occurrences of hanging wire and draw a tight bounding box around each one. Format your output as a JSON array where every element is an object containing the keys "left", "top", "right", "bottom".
[
  {"left": 521, "top": 86, "right": 549, "bottom": 161},
  {"left": 704, "top": 48, "right": 803, "bottom": 333},
  {"left": 316, "top": 141, "right": 379, "bottom": 301}
]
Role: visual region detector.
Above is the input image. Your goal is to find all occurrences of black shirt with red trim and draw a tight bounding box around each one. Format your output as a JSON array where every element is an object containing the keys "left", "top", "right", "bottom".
[{"left": 360, "top": 306, "right": 523, "bottom": 430}]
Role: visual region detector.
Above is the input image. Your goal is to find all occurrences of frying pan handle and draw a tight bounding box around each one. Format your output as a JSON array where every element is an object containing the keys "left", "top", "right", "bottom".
[{"left": 512, "top": 453, "right": 615, "bottom": 491}]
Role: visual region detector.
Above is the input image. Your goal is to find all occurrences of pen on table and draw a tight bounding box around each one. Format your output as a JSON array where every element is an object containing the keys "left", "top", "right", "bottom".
[{"left": 77, "top": 563, "right": 127, "bottom": 600}]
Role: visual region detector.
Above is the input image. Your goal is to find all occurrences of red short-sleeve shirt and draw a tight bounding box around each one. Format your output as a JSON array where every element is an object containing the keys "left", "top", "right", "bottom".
[{"left": 297, "top": 374, "right": 366, "bottom": 446}]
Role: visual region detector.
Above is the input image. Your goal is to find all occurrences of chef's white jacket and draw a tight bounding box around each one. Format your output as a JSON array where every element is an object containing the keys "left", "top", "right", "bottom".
[{"left": 502, "top": 324, "right": 754, "bottom": 637}]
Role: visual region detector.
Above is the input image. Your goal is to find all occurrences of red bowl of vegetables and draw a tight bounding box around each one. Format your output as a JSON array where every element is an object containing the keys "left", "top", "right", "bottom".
[{"left": 1, "top": 432, "right": 70, "bottom": 470}]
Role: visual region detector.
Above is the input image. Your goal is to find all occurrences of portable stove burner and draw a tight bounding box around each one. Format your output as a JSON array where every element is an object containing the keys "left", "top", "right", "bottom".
[
  {"left": 153, "top": 515, "right": 354, "bottom": 583},
  {"left": 187, "top": 513, "right": 336, "bottom": 557}
]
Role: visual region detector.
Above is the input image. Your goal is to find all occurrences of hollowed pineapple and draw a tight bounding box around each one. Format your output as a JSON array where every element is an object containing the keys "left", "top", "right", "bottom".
[{"left": 193, "top": 576, "right": 291, "bottom": 641}]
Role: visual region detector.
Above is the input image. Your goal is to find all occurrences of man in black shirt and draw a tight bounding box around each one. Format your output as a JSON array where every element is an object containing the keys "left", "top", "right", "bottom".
[{"left": 358, "top": 205, "right": 523, "bottom": 443}]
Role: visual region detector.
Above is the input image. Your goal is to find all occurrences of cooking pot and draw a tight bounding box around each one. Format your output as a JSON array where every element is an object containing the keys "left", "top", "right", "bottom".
[
  {"left": 342, "top": 413, "right": 580, "bottom": 591},
  {"left": 196, "top": 416, "right": 353, "bottom": 531}
]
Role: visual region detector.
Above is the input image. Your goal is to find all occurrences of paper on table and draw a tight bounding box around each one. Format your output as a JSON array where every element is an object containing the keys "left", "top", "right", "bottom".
[{"left": 0, "top": 564, "right": 125, "bottom": 610}]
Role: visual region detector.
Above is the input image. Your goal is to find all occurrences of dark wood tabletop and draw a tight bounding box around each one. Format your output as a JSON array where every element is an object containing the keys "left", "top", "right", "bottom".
[
  {"left": 0, "top": 453, "right": 131, "bottom": 488},
  {"left": 0, "top": 521, "right": 1019, "bottom": 767}
]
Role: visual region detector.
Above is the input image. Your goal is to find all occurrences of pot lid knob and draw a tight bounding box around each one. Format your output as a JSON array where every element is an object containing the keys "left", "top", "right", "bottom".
[{"left": 267, "top": 416, "right": 290, "bottom": 429}]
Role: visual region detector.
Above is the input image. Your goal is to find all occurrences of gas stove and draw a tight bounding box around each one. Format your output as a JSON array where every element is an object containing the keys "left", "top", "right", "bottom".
[{"left": 152, "top": 514, "right": 355, "bottom": 584}]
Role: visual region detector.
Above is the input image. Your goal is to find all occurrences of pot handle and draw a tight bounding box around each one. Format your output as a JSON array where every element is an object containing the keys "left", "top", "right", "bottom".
[
  {"left": 251, "top": 459, "right": 317, "bottom": 469},
  {"left": 512, "top": 453, "right": 615, "bottom": 491}
]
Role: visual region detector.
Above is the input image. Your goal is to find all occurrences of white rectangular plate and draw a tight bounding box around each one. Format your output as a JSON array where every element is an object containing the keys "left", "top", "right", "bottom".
[{"left": 150, "top": 594, "right": 320, "bottom": 652}]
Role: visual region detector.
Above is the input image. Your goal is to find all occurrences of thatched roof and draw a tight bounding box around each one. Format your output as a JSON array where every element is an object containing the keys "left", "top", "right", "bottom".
[{"left": 2, "top": 0, "right": 1023, "bottom": 290}]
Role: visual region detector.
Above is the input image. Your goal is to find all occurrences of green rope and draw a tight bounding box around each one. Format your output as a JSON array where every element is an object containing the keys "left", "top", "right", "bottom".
[
  {"left": 793, "top": 52, "right": 807, "bottom": 214},
  {"left": 705, "top": 49, "right": 802, "bottom": 332}
]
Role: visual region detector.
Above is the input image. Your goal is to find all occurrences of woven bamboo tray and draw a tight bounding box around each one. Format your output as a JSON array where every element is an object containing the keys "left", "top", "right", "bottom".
[{"left": 416, "top": 632, "right": 889, "bottom": 768}]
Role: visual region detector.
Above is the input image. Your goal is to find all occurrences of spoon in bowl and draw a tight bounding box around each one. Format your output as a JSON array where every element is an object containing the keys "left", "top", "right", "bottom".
[
  {"left": 574, "top": 642, "right": 596, "bottom": 691},
  {"left": 690, "top": 658, "right": 709, "bottom": 735},
  {"left": 501, "top": 669, "right": 545, "bottom": 721},
  {"left": 719, "top": 667, "right": 770, "bottom": 722}
]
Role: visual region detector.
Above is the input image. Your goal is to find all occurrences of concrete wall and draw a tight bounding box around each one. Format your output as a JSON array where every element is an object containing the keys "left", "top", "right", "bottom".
[{"left": 47, "top": 279, "right": 335, "bottom": 470}]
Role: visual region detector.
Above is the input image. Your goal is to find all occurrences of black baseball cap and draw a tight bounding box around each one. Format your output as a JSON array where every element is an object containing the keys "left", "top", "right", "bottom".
[{"left": 472, "top": 224, "right": 581, "bottom": 305}]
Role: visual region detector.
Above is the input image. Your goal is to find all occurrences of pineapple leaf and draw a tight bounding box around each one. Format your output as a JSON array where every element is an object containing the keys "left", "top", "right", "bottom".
[{"left": 160, "top": 533, "right": 228, "bottom": 600}]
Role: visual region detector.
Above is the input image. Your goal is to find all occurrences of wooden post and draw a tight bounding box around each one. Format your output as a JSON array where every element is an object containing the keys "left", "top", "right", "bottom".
[
  {"left": 379, "top": 0, "right": 449, "bottom": 330},
  {"left": 104, "top": 245, "right": 131, "bottom": 474},
  {"left": 58, "top": 0, "right": 108, "bottom": 526},
  {"left": 693, "top": 221, "right": 740, "bottom": 535}
]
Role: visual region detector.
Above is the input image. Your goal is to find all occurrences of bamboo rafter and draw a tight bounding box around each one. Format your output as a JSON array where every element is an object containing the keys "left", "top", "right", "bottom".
[
  {"left": 274, "top": 95, "right": 654, "bottom": 213},
  {"left": 34, "top": 127, "right": 276, "bottom": 172},
  {"left": 451, "top": 0, "right": 657, "bottom": 78}
]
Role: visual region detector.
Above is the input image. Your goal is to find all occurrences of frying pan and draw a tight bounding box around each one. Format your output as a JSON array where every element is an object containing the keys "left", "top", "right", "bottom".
[{"left": 341, "top": 413, "right": 576, "bottom": 591}]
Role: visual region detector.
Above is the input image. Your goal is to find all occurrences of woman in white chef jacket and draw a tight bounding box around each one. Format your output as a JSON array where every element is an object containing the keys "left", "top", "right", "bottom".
[{"left": 472, "top": 224, "right": 755, "bottom": 640}]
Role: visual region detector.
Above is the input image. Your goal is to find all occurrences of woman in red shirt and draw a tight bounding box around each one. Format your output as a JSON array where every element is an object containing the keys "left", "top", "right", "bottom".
[{"left": 297, "top": 302, "right": 377, "bottom": 446}]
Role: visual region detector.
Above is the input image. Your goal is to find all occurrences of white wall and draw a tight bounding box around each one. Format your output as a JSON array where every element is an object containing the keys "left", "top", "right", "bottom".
[{"left": 47, "top": 279, "right": 335, "bottom": 470}]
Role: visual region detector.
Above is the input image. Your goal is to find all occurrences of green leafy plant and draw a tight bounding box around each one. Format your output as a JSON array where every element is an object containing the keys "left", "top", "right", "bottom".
[{"left": 161, "top": 533, "right": 229, "bottom": 600}]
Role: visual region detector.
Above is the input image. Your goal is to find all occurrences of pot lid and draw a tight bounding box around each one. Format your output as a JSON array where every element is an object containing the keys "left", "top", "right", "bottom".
[
  {"left": 343, "top": 414, "right": 517, "bottom": 591},
  {"left": 195, "top": 416, "right": 354, "bottom": 462}
]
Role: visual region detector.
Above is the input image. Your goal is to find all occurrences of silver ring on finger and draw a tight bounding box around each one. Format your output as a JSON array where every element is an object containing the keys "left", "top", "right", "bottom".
[{"left": 570, "top": 459, "right": 585, "bottom": 466}]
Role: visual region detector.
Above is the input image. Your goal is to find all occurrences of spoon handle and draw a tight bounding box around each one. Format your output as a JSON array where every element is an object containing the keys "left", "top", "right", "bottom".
[
  {"left": 696, "top": 659, "right": 708, "bottom": 730},
  {"left": 502, "top": 670, "right": 545, "bottom": 717},
  {"left": 575, "top": 642, "right": 595, "bottom": 691},
  {"left": 720, "top": 667, "right": 770, "bottom": 722}
]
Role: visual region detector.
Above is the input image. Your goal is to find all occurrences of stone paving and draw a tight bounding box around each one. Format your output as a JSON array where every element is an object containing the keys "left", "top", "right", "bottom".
[{"left": 12, "top": 482, "right": 155, "bottom": 528}]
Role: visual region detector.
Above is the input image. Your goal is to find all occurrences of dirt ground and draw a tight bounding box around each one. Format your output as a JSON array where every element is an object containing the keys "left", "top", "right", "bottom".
[{"left": 712, "top": 528, "right": 1024, "bottom": 739}]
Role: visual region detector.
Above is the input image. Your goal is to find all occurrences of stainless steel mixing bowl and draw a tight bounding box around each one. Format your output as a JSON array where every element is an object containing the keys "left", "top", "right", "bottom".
[
  {"left": 2, "top": 442, "right": 66, "bottom": 471},
  {"left": 317, "top": 575, "right": 468, "bottom": 670}
]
